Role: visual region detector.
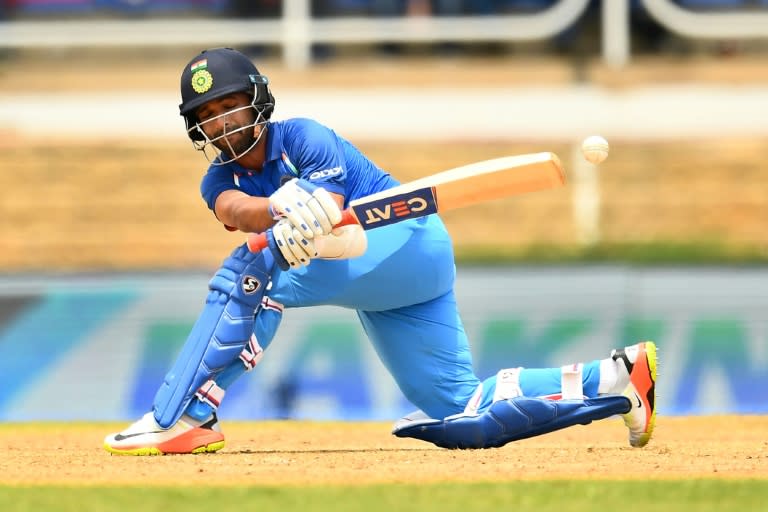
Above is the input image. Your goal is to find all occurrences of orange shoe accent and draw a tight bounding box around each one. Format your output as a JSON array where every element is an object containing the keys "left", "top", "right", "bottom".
[
  {"left": 613, "top": 341, "right": 657, "bottom": 448},
  {"left": 156, "top": 427, "right": 224, "bottom": 454},
  {"left": 629, "top": 342, "right": 656, "bottom": 434}
]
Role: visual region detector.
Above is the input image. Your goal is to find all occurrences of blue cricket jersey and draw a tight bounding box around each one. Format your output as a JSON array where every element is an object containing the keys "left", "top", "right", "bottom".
[
  {"left": 199, "top": 117, "right": 457, "bottom": 311},
  {"left": 193, "top": 117, "right": 595, "bottom": 420},
  {"left": 200, "top": 118, "right": 398, "bottom": 214}
]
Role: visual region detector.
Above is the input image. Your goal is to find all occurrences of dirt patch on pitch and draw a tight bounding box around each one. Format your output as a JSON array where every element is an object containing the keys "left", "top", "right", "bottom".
[{"left": 0, "top": 416, "right": 765, "bottom": 486}]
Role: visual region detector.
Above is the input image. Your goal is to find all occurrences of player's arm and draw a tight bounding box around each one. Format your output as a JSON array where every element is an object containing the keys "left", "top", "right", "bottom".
[
  {"left": 214, "top": 187, "right": 344, "bottom": 234},
  {"left": 213, "top": 189, "right": 274, "bottom": 234}
]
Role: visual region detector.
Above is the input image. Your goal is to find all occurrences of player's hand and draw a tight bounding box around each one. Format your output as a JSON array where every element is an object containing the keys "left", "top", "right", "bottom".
[
  {"left": 268, "top": 178, "right": 342, "bottom": 239},
  {"left": 265, "top": 218, "right": 317, "bottom": 271},
  {"left": 314, "top": 224, "right": 367, "bottom": 260}
]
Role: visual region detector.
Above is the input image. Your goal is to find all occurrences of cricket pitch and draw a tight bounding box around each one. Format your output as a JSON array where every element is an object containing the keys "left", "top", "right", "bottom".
[{"left": 1, "top": 416, "right": 765, "bottom": 486}]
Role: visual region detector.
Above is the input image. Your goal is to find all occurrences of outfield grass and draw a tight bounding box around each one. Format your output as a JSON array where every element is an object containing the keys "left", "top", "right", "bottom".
[{"left": 2, "top": 480, "right": 766, "bottom": 512}]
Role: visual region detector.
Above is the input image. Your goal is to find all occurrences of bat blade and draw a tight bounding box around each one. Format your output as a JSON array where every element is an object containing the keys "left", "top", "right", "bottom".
[
  {"left": 247, "top": 151, "right": 565, "bottom": 252},
  {"left": 348, "top": 151, "right": 564, "bottom": 229}
]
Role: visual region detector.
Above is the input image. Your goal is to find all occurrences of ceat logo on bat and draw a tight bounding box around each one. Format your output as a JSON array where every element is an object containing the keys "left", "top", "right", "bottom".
[{"left": 351, "top": 187, "right": 438, "bottom": 228}]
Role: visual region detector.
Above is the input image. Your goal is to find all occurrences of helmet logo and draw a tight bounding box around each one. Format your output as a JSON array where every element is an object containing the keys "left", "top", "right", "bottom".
[{"left": 191, "top": 69, "right": 213, "bottom": 94}]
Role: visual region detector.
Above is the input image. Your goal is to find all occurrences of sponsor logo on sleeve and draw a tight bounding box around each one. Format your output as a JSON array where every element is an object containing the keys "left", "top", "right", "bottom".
[{"left": 308, "top": 166, "right": 343, "bottom": 180}]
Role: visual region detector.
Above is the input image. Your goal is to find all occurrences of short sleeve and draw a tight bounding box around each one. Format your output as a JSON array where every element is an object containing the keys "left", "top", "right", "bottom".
[
  {"left": 200, "top": 166, "right": 238, "bottom": 211},
  {"left": 282, "top": 119, "right": 347, "bottom": 196}
]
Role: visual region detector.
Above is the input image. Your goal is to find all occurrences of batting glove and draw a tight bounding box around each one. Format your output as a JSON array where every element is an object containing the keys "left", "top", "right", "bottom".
[
  {"left": 268, "top": 178, "right": 342, "bottom": 239},
  {"left": 266, "top": 218, "right": 317, "bottom": 271}
]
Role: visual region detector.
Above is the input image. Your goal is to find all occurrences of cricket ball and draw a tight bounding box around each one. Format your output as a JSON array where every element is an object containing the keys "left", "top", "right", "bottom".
[{"left": 581, "top": 135, "right": 609, "bottom": 165}]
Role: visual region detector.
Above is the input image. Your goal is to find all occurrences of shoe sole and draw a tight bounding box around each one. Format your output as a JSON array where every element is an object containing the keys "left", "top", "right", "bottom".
[
  {"left": 631, "top": 341, "right": 657, "bottom": 448},
  {"left": 104, "top": 429, "right": 225, "bottom": 456},
  {"left": 104, "top": 440, "right": 225, "bottom": 456}
]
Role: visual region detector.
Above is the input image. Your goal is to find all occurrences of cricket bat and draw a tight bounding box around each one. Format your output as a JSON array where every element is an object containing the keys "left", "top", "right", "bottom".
[{"left": 247, "top": 151, "right": 565, "bottom": 252}]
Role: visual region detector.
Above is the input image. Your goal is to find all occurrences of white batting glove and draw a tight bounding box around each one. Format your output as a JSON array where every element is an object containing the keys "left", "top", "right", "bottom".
[
  {"left": 268, "top": 178, "right": 342, "bottom": 239},
  {"left": 314, "top": 224, "right": 368, "bottom": 260},
  {"left": 270, "top": 218, "right": 317, "bottom": 269}
]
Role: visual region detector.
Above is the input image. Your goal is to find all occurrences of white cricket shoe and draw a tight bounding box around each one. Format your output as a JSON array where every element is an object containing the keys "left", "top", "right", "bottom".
[
  {"left": 104, "top": 412, "right": 224, "bottom": 455},
  {"left": 611, "top": 341, "right": 657, "bottom": 448}
]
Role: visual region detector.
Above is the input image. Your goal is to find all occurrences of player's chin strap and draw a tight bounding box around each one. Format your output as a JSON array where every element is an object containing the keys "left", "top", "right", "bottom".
[
  {"left": 152, "top": 244, "right": 275, "bottom": 429},
  {"left": 392, "top": 364, "right": 630, "bottom": 449}
]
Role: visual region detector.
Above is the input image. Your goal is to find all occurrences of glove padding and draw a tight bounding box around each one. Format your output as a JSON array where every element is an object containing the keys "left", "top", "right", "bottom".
[
  {"left": 266, "top": 222, "right": 367, "bottom": 271},
  {"left": 268, "top": 178, "right": 342, "bottom": 239},
  {"left": 267, "top": 218, "right": 317, "bottom": 271}
]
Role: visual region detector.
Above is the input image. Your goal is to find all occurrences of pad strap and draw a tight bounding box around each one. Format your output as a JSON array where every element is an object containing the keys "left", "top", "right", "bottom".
[
  {"left": 492, "top": 367, "right": 523, "bottom": 402},
  {"left": 560, "top": 363, "right": 584, "bottom": 399},
  {"left": 239, "top": 334, "right": 265, "bottom": 371},
  {"left": 195, "top": 380, "right": 225, "bottom": 409}
]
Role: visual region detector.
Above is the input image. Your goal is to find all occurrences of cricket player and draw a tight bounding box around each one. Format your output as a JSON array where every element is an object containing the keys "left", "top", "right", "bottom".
[{"left": 104, "top": 48, "right": 657, "bottom": 455}]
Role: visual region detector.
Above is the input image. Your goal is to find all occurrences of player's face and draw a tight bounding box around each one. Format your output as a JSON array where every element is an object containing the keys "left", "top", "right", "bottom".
[{"left": 195, "top": 92, "right": 259, "bottom": 156}]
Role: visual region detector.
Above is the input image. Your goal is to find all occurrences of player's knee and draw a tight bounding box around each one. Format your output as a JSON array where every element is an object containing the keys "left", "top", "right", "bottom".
[{"left": 209, "top": 244, "right": 274, "bottom": 308}]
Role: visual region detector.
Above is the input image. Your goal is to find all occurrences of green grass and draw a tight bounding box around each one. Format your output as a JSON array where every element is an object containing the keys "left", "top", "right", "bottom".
[
  {"left": 455, "top": 241, "right": 768, "bottom": 266},
  {"left": 2, "top": 480, "right": 766, "bottom": 512}
]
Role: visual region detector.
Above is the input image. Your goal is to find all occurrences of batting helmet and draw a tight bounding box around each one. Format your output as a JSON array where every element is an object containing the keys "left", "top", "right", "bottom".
[{"left": 179, "top": 47, "right": 275, "bottom": 142}]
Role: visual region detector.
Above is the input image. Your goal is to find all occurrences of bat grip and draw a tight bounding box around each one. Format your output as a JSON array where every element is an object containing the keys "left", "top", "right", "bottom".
[{"left": 246, "top": 208, "right": 359, "bottom": 253}]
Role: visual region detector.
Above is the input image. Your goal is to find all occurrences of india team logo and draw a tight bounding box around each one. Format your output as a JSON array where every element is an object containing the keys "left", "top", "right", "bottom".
[{"left": 191, "top": 69, "right": 213, "bottom": 94}]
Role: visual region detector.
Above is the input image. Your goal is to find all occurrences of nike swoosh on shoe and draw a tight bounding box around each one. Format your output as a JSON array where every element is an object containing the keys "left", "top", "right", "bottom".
[{"left": 113, "top": 431, "right": 163, "bottom": 441}]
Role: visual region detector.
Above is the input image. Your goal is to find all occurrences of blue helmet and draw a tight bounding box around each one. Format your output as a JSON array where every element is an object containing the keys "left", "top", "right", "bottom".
[{"left": 179, "top": 47, "right": 275, "bottom": 142}]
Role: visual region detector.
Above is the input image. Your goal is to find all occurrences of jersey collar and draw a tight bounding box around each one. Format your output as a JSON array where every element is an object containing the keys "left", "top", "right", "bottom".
[{"left": 263, "top": 121, "right": 283, "bottom": 164}]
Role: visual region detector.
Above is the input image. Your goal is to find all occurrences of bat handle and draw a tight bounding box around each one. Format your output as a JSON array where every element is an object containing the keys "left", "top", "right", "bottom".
[{"left": 246, "top": 209, "right": 359, "bottom": 253}]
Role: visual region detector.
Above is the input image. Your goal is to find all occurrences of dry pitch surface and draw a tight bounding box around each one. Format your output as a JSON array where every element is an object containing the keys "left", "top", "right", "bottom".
[{"left": 1, "top": 416, "right": 766, "bottom": 486}]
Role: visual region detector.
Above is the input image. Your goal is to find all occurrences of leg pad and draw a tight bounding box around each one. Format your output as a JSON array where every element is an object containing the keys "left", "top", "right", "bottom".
[
  {"left": 152, "top": 245, "right": 273, "bottom": 428},
  {"left": 393, "top": 395, "right": 631, "bottom": 449}
]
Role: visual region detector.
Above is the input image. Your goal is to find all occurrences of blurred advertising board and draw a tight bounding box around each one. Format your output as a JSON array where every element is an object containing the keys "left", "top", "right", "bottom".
[{"left": 0, "top": 267, "right": 765, "bottom": 421}]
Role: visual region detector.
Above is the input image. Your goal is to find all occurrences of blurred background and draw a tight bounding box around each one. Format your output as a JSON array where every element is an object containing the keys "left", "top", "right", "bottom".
[{"left": 0, "top": 0, "right": 766, "bottom": 422}]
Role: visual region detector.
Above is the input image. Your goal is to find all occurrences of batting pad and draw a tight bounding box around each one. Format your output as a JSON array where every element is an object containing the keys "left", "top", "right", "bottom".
[
  {"left": 392, "top": 395, "right": 631, "bottom": 449},
  {"left": 153, "top": 245, "right": 274, "bottom": 428}
]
